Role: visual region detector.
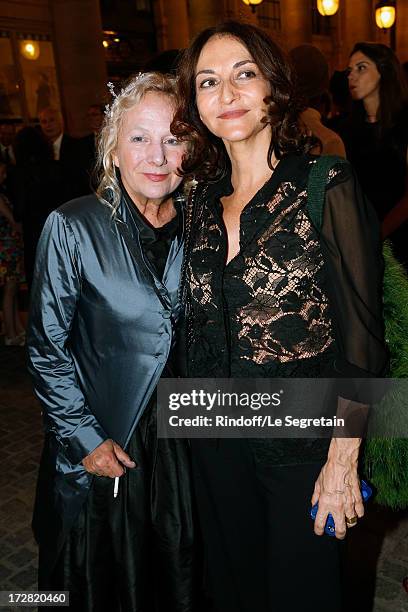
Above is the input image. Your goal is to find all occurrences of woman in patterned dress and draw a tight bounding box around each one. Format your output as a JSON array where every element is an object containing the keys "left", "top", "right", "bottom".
[{"left": 0, "top": 161, "right": 25, "bottom": 345}]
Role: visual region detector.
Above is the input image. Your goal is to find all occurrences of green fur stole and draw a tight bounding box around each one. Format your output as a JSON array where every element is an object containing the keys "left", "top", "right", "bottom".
[{"left": 364, "top": 243, "right": 408, "bottom": 509}]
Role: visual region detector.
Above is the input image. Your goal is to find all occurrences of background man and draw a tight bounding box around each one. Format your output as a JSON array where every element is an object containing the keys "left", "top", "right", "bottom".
[{"left": 38, "top": 107, "right": 90, "bottom": 197}]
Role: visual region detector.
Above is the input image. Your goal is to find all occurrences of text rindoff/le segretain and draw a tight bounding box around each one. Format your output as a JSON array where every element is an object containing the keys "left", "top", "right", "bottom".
[{"left": 168, "top": 415, "right": 345, "bottom": 429}]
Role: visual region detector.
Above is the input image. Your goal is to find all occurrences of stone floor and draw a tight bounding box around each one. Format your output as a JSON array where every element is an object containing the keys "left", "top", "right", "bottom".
[
  {"left": 0, "top": 344, "right": 407, "bottom": 611},
  {"left": 0, "top": 345, "right": 42, "bottom": 611}
]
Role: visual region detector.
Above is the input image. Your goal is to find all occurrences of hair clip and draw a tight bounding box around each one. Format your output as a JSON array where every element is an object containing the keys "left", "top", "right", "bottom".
[
  {"left": 107, "top": 82, "right": 117, "bottom": 98},
  {"left": 104, "top": 82, "right": 118, "bottom": 117},
  {"left": 104, "top": 73, "right": 145, "bottom": 117}
]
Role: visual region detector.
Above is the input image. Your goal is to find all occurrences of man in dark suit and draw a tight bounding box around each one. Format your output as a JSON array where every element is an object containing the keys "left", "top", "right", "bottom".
[{"left": 38, "top": 107, "right": 90, "bottom": 198}]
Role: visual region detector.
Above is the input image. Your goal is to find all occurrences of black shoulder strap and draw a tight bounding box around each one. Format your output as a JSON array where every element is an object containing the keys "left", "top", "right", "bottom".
[
  {"left": 179, "top": 181, "right": 208, "bottom": 305},
  {"left": 306, "top": 155, "right": 348, "bottom": 232}
]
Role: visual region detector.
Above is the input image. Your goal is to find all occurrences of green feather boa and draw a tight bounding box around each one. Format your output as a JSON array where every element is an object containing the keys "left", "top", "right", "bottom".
[
  {"left": 307, "top": 156, "right": 408, "bottom": 509},
  {"left": 364, "top": 242, "right": 408, "bottom": 509}
]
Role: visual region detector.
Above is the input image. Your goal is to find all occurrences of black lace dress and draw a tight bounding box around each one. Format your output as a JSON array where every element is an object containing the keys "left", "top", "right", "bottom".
[
  {"left": 185, "top": 153, "right": 387, "bottom": 464},
  {"left": 182, "top": 153, "right": 387, "bottom": 612}
]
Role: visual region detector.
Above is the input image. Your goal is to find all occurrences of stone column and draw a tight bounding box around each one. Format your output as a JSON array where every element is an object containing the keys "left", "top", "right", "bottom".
[
  {"left": 339, "top": 0, "right": 374, "bottom": 64},
  {"left": 51, "top": 0, "right": 108, "bottom": 136},
  {"left": 188, "top": 0, "right": 224, "bottom": 39},
  {"left": 396, "top": 0, "right": 408, "bottom": 62},
  {"left": 280, "top": 0, "right": 312, "bottom": 51},
  {"left": 153, "top": 0, "right": 190, "bottom": 51},
  {"left": 165, "top": 0, "right": 190, "bottom": 49}
]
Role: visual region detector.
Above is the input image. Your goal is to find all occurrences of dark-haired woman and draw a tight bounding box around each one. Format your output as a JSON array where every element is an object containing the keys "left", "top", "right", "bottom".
[
  {"left": 344, "top": 42, "right": 408, "bottom": 267},
  {"left": 172, "top": 21, "right": 388, "bottom": 612}
]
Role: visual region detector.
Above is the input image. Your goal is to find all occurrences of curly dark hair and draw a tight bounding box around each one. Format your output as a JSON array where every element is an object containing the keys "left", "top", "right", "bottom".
[{"left": 171, "top": 20, "right": 317, "bottom": 180}]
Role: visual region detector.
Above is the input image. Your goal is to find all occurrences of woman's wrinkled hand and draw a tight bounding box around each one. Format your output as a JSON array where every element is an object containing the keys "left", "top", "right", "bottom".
[
  {"left": 82, "top": 439, "right": 136, "bottom": 478},
  {"left": 311, "top": 438, "right": 364, "bottom": 540}
]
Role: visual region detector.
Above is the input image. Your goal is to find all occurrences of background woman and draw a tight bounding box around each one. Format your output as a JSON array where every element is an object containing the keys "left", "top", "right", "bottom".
[
  {"left": 172, "top": 21, "right": 388, "bottom": 612},
  {"left": 342, "top": 42, "right": 408, "bottom": 266},
  {"left": 28, "top": 73, "right": 196, "bottom": 612}
]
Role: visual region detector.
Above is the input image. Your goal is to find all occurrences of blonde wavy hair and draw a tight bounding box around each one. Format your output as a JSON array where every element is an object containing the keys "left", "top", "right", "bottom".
[{"left": 95, "top": 72, "right": 179, "bottom": 215}]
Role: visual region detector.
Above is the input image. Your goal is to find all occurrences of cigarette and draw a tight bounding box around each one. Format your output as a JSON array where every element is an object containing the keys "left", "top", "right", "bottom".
[{"left": 113, "top": 476, "right": 119, "bottom": 498}]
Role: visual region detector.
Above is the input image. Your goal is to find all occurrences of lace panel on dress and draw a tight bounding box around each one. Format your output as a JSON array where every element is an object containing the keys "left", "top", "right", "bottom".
[{"left": 187, "top": 179, "right": 335, "bottom": 367}]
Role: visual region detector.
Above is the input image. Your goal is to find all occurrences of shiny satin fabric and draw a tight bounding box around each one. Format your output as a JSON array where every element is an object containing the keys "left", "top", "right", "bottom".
[
  {"left": 28, "top": 193, "right": 184, "bottom": 579},
  {"left": 39, "top": 400, "right": 197, "bottom": 612}
]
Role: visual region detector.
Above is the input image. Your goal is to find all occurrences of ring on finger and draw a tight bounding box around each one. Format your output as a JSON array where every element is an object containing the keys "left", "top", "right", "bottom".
[{"left": 346, "top": 515, "right": 358, "bottom": 527}]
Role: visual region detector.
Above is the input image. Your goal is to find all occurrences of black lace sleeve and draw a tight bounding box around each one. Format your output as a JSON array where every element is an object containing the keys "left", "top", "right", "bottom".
[{"left": 320, "top": 164, "right": 388, "bottom": 379}]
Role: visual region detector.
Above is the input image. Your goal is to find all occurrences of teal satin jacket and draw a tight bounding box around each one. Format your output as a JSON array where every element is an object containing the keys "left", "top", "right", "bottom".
[{"left": 27, "top": 193, "right": 184, "bottom": 574}]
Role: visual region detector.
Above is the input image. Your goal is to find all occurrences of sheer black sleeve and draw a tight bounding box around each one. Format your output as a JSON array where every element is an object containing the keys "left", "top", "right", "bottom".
[{"left": 320, "top": 163, "right": 388, "bottom": 379}]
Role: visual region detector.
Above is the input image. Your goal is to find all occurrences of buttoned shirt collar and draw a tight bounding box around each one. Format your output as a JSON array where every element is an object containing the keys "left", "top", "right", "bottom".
[{"left": 53, "top": 133, "right": 63, "bottom": 160}]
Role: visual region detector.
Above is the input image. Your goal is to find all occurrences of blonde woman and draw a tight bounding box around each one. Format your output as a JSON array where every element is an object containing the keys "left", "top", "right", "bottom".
[{"left": 28, "top": 73, "right": 196, "bottom": 611}]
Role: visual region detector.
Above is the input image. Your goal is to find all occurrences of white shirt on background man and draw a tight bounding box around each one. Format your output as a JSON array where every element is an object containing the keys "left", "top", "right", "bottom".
[{"left": 52, "top": 133, "right": 63, "bottom": 161}]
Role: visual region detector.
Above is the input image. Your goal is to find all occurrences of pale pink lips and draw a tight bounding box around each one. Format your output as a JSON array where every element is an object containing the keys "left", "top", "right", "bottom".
[
  {"left": 217, "top": 109, "right": 249, "bottom": 120},
  {"left": 143, "top": 173, "right": 168, "bottom": 182}
]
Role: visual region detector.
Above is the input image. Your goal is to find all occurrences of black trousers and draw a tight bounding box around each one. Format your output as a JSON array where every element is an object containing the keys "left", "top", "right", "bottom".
[
  {"left": 190, "top": 439, "right": 344, "bottom": 612},
  {"left": 38, "top": 402, "right": 198, "bottom": 612}
]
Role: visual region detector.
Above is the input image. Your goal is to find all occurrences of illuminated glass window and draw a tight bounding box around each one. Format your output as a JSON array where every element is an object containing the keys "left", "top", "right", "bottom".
[{"left": 16, "top": 33, "right": 61, "bottom": 119}]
